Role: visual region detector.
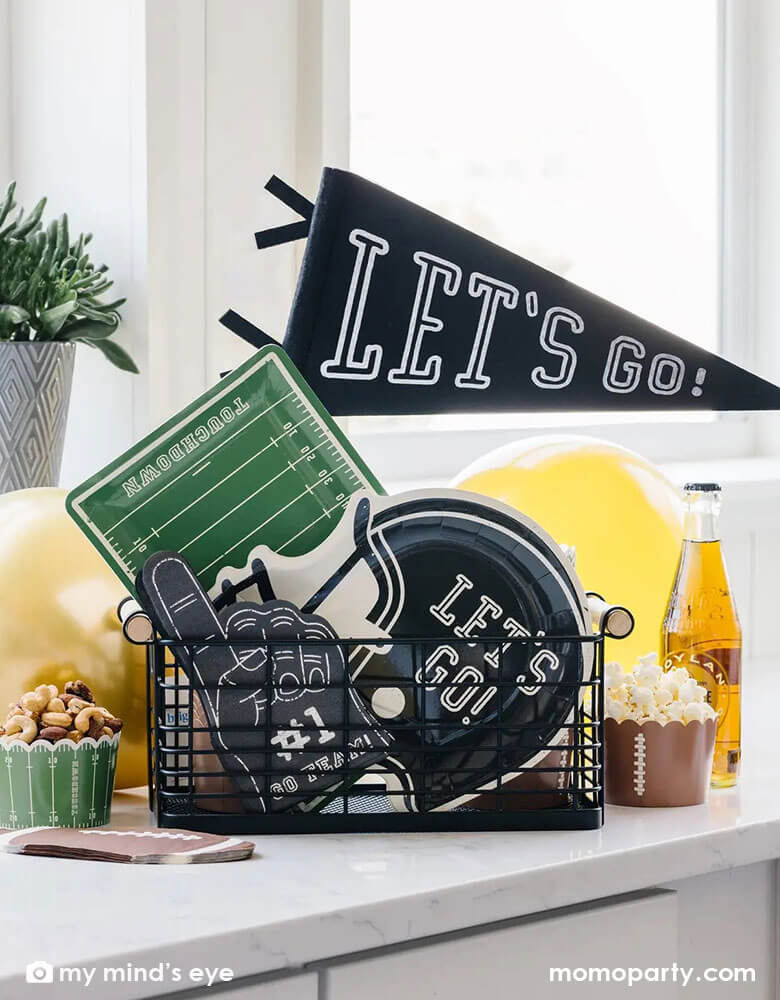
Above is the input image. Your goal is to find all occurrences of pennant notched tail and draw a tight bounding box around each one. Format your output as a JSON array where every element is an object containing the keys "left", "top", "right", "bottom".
[
  {"left": 254, "top": 176, "right": 314, "bottom": 250},
  {"left": 219, "top": 309, "right": 276, "bottom": 352}
]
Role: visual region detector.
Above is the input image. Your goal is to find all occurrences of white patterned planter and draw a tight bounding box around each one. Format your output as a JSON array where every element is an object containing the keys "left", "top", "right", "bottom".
[{"left": 0, "top": 341, "right": 75, "bottom": 492}]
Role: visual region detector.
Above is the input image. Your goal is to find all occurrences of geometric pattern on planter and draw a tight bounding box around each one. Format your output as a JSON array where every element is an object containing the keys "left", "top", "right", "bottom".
[{"left": 0, "top": 342, "right": 75, "bottom": 493}]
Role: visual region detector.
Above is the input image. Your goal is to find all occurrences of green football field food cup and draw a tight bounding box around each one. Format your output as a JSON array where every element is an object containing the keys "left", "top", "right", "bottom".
[{"left": 0, "top": 735, "right": 119, "bottom": 829}]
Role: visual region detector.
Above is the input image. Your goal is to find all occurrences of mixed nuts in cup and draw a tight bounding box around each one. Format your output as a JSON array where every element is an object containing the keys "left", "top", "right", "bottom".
[
  {"left": 0, "top": 679, "right": 123, "bottom": 829},
  {"left": 2, "top": 679, "right": 123, "bottom": 746}
]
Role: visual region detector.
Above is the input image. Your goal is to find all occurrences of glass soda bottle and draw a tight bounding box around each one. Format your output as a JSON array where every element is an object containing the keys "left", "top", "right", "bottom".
[{"left": 662, "top": 483, "right": 741, "bottom": 787}]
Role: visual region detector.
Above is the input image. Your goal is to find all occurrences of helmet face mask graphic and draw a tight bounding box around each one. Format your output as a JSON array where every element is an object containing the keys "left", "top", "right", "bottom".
[{"left": 216, "top": 489, "right": 593, "bottom": 812}]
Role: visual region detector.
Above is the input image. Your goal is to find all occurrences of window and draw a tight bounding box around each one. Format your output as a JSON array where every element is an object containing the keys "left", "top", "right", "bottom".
[
  {"left": 346, "top": 0, "right": 737, "bottom": 480},
  {"left": 351, "top": 0, "right": 718, "bottom": 351}
]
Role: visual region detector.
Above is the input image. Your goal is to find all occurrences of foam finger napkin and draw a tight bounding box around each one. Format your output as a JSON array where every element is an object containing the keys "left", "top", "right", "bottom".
[{"left": 137, "top": 551, "right": 391, "bottom": 813}]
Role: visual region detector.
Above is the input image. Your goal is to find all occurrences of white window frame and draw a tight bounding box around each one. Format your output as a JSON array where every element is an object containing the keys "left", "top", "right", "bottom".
[{"left": 311, "top": 0, "right": 758, "bottom": 483}]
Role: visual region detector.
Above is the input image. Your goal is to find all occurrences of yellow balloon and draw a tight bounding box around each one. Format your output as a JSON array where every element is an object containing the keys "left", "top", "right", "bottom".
[
  {"left": 0, "top": 488, "right": 146, "bottom": 788},
  {"left": 455, "top": 435, "right": 683, "bottom": 667}
]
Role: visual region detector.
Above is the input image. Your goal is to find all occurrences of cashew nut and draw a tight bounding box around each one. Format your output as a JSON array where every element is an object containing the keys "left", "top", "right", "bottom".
[
  {"left": 41, "top": 712, "right": 72, "bottom": 728},
  {"left": 99, "top": 726, "right": 114, "bottom": 738},
  {"left": 46, "top": 697, "right": 66, "bottom": 714},
  {"left": 3, "top": 715, "right": 37, "bottom": 744},
  {"left": 20, "top": 688, "right": 48, "bottom": 714},
  {"left": 67, "top": 698, "right": 91, "bottom": 715},
  {"left": 67, "top": 730, "right": 82, "bottom": 743},
  {"left": 74, "top": 706, "right": 105, "bottom": 733}
]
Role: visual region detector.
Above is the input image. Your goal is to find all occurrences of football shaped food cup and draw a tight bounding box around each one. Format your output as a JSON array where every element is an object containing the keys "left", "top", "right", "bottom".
[{"left": 605, "top": 718, "right": 716, "bottom": 807}]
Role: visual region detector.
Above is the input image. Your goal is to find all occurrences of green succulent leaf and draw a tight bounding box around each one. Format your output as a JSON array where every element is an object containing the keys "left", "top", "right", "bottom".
[
  {"left": 0, "top": 215, "right": 19, "bottom": 240},
  {"left": 13, "top": 197, "right": 46, "bottom": 240},
  {"left": 75, "top": 335, "right": 139, "bottom": 373},
  {"left": 54, "top": 214, "right": 69, "bottom": 261},
  {"left": 61, "top": 317, "right": 118, "bottom": 341},
  {"left": 0, "top": 182, "right": 16, "bottom": 226},
  {"left": 0, "top": 304, "right": 30, "bottom": 334},
  {"left": 75, "top": 302, "right": 117, "bottom": 325},
  {"left": 38, "top": 299, "right": 78, "bottom": 337},
  {"left": 98, "top": 296, "right": 125, "bottom": 311}
]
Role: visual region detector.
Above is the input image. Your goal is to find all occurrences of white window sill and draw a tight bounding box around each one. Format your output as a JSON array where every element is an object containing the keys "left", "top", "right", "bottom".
[
  {"left": 661, "top": 456, "right": 780, "bottom": 501},
  {"left": 349, "top": 414, "right": 755, "bottom": 487}
]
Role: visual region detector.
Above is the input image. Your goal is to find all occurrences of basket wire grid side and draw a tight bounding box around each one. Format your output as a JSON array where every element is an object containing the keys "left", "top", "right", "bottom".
[{"left": 146, "top": 634, "right": 605, "bottom": 833}]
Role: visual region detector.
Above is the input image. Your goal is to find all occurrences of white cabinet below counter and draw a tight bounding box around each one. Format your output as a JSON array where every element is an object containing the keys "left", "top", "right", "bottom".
[
  {"left": 324, "top": 890, "right": 678, "bottom": 1000},
  {"left": 143, "top": 859, "right": 777, "bottom": 1000},
  {"left": 163, "top": 972, "right": 317, "bottom": 1000}
]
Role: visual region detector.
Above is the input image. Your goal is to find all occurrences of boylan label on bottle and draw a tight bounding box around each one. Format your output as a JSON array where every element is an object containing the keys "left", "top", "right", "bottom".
[{"left": 663, "top": 646, "right": 740, "bottom": 730}]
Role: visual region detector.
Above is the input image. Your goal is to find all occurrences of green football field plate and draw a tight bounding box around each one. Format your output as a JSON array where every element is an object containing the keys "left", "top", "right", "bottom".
[{"left": 67, "top": 345, "right": 383, "bottom": 595}]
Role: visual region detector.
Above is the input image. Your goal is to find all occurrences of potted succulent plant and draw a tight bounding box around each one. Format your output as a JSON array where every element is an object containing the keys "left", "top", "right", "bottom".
[{"left": 0, "top": 181, "right": 137, "bottom": 492}]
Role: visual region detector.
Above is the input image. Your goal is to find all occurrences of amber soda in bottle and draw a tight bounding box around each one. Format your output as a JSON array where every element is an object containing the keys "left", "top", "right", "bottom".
[{"left": 662, "top": 483, "right": 741, "bottom": 787}]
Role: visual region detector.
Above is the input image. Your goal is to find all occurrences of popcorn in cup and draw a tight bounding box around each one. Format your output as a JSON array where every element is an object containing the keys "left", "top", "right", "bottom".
[{"left": 604, "top": 655, "right": 716, "bottom": 807}]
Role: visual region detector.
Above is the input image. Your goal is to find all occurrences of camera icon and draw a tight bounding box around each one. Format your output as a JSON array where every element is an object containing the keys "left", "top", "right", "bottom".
[{"left": 25, "top": 961, "right": 54, "bottom": 984}]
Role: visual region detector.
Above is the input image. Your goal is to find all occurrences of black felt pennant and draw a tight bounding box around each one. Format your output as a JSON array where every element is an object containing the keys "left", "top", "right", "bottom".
[{"left": 251, "top": 168, "right": 780, "bottom": 415}]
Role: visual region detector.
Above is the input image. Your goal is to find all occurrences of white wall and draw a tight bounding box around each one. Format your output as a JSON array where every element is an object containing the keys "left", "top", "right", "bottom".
[
  {"left": 5, "top": 0, "right": 146, "bottom": 486},
  {"left": 144, "top": 0, "right": 303, "bottom": 427},
  {"left": 752, "top": 0, "right": 780, "bottom": 456},
  {"left": 0, "top": 0, "right": 10, "bottom": 184},
  {"left": 204, "top": 0, "right": 300, "bottom": 376}
]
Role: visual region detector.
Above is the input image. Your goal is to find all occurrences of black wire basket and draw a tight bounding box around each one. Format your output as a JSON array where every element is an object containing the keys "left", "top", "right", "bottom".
[{"left": 143, "top": 630, "right": 606, "bottom": 834}]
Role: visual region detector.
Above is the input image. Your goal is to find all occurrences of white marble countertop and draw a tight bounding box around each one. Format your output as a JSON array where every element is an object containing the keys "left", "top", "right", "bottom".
[{"left": 1, "top": 666, "right": 779, "bottom": 999}]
